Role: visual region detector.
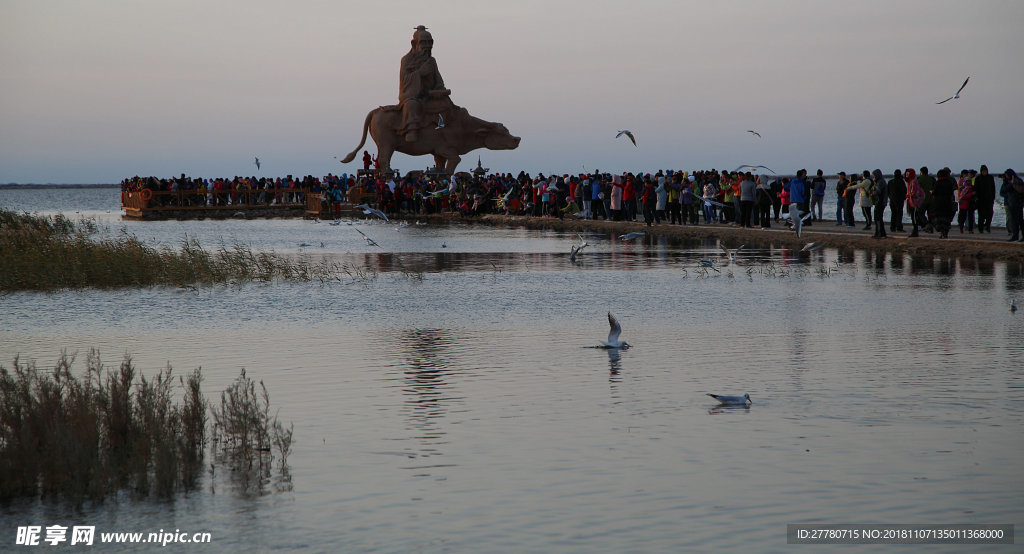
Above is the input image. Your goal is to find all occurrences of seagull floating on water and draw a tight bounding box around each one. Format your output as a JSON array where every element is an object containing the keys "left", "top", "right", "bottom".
[
  {"left": 354, "top": 204, "right": 389, "bottom": 221},
  {"left": 619, "top": 231, "right": 646, "bottom": 241},
  {"left": 599, "top": 312, "right": 630, "bottom": 349},
  {"left": 936, "top": 76, "right": 969, "bottom": 105},
  {"left": 1011, "top": 299, "right": 1018, "bottom": 313},
  {"left": 707, "top": 393, "right": 751, "bottom": 406},
  {"left": 615, "top": 130, "right": 637, "bottom": 147}
]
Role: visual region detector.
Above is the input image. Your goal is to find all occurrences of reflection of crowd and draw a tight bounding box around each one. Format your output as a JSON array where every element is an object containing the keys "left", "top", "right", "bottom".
[{"left": 122, "top": 166, "right": 1024, "bottom": 241}]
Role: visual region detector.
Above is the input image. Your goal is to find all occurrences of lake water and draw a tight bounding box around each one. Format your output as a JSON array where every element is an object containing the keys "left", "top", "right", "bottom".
[{"left": 2, "top": 188, "right": 1022, "bottom": 552}]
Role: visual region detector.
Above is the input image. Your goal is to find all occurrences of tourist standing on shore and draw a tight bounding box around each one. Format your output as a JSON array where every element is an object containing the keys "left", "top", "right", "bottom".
[
  {"left": 871, "top": 169, "right": 888, "bottom": 238},
  {"left": 1001, "top": 169, "right": 1023, "bottom": 241},
  {"left": 642, "top": 176, "right": 657, "bottom": 226},
  {"left": 956, "top": 169, "right": 976, "bottom": 233},
  {"left": 623, "top": 175, "right": 637, "bottom": 221},
  {"left": 739, "top": 172, "right": 756, "bottom": 228},
  {"left": 668, "top": 175, "right": 682, "bottom": 224},
  {"left": 702, "top": 179, "right": 718, "bottom": 224},
  {"left": 843, "top": 173, "right": 858, "bottom": 227},
  {"left": 811, "top": 169, "right": 827, "bottom": 222},
  {"left": 974, "top": 165, "right": 996, "bottom": 233},
  {"left": 770, "top": 177, "right": 783, "bottom": 221},
  {"left": 610, "top": 174, "right": 624, "bottom": 221},
  {"left": 756, "top": 176, "right": 773, "bottom": 228},
  {"left": 932, "top": 168, "right": 957, "bottom": 239},
  {"left": 917, "top": 166, "right": 935, "bottom": 232},
  {"left": 888, "top": 169, "right": 907, "bottom": 232},
  {"left": 835, "top": 172, "right": 848, "bottom": 225},
  {"left": 655, "top": 176, "right": 668, "bottom": 224},
  {"left": 844, "top": 172, "right": 872, "bottom": 229},
  {"left": 787, "top": 169, "right": 808, "bottom": 238},
  {"left": 906, "top": 168, "right": 924, "bottom": 237},
  {"left": 590, "top": 175, "right": 605, "bottom": 220}
]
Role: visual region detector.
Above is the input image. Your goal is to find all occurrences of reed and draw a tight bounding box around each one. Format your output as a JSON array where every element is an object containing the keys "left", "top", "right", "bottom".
[
  {"left": 210, "top": 369, "right": 293, "bottom": 493},
  {"left": 0, "top": 351, "right": 290, "bottom": 503},
  {"left": 0, "top": 209, "right": 345, "bottom": 291},
  {"left": 0, "top": 351, "right": 207, "bottom": 503}
]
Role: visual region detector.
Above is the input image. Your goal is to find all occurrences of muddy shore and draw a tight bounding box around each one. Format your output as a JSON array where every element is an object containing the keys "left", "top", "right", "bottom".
[{"left": 413, "top": 212, "right": 1024, "bottom": 265}]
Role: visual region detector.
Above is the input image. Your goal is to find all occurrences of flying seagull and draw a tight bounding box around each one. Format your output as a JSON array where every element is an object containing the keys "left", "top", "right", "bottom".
[
  {"left": 354, "top": 227, "right": 379, "bottom": 247},
  {"left": 436, "top": 113, "right": 445, "bottom": 129},
  {"left": 619, "top": 231, "right": 646, "bottom": 241},
  {"left": 599, "top": 312, "right": 630, "bottom": 349},
  {"left": 354, "top": 203, "right": 389, "bottom": 221},
  {"left": 707, "top": 393, "right": 751, "bottom": 406},
  {"left": 746, "top": 130, "right": 762, "bottom": 138},
  {"left": 721, "top": 244, "right": 745, "bottom": 263},
  {"left": 800, "top": 242, "right": 824, "bottom": 252},
  {"left": 616, "top": 130, "right": 637, "bottom": 147},
  {"left": 254, "top": 157, "right": 261, "bottom": 171},
  {"left": 936, "top": 76, "right": 969, "bottom": 105},
  {"left": 733, "top": 164, "right": 776, "bottom": 175},
  {"left": 569, "top": 234, "right": 590, "bottom": 263}
]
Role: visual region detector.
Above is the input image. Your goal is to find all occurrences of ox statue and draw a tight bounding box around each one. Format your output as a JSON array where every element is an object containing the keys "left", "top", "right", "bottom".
[{"left": 340, "top": 102, "right": 520, "bottom": 175}]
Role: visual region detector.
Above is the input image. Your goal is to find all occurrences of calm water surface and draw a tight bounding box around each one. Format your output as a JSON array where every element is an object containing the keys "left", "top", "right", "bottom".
[{"left": 2, "top": 188, "right": 1022, "bottom": 552}]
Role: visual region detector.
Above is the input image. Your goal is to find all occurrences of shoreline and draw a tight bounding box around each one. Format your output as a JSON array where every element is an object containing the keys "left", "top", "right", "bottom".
[{"left": 420, "top": 213, "right": 1024, "bottom": 265}]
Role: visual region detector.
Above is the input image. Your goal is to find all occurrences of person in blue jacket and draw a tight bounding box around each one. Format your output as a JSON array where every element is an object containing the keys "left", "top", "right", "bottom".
[{"left": 786, "top": 169, "right": 808, "bottom": 238}]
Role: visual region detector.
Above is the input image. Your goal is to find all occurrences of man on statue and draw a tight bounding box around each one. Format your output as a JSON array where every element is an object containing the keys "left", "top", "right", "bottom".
[{"left": 399, "top": 25, "right": 450, "bottom": 142}]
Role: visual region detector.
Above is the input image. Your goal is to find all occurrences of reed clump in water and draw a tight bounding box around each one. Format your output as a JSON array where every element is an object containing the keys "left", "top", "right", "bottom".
[
  {"left": 0, "top": 209, "right": 344, "bottom": 291},
  {"left": 211, "top": 369, "right": 293, "bottom": 494},
  {"left": 0, "top": 351, "right": 293, "bottom": 503},
  {"left": 0, "top": 351, "right": 207, "bottom": 503}
]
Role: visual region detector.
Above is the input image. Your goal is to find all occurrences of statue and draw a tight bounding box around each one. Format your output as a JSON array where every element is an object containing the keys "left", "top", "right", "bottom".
[
  {"left": 399, "top": 25, "right": 449, "bottom": 142},
  {"left": 341, "top": 26, "right": 520, "bottom": 175}
]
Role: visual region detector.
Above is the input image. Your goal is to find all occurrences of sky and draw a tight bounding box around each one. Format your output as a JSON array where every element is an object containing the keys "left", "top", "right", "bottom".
[{"left": 1, "top": 0, "right": 1022, "bottom": 183}]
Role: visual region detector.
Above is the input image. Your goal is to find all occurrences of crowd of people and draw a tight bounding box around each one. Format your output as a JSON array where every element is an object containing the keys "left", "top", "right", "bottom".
[{"left": 121, "top": 165, "right": 1024, "bottom": 241}]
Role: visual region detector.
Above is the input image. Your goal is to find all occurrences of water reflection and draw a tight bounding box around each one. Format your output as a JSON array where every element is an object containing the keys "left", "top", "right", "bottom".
[
  {"left": 606, "top": 348, "right": 622, "bottom": 379},
  {"left": 379, "top": 328, "right": 468, "bottom": 467}
]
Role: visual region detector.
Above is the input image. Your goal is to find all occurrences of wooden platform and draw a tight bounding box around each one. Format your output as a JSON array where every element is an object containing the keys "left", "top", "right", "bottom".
[{"left": 120, "top": 187, "right": 375, "bottom": 220}]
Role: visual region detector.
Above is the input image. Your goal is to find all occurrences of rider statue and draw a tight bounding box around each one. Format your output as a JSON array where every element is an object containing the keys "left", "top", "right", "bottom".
[{"left": 399, "top": 25, "right": 451, "bottom": 142}]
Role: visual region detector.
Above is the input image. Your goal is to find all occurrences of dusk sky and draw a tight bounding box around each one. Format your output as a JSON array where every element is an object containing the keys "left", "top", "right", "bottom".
[{"left": 2, "top": 0, "right": 1022, "bottom": 183}]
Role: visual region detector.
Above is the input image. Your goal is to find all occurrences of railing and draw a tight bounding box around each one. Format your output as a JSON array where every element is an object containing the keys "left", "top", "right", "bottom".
[{"left": 121, "top": 187, "right": 310, "bottom": 211}]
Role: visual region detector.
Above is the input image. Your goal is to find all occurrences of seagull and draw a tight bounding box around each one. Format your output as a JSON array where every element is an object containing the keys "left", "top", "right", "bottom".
[
  {"left": 800, "top": 242, "right": 823, "bottom": 252},
  {"left": 746, "top": 130, "right": 762, "bottom": 138},
  {"left": 328, "top": 220, "right": 342, "bottom": 226},
  {"left": 599, "top": 312, "right": 630, "bottom": 349},
  {"left": 733, "top": 164, "right": 776, "bottom": 175},
  {"left": 436, "top": 113, "right": 445, "bottom": 129},
  {"left": 1011, "top": 299, "right": 1018, "bottom": 313},
  {"left": 619, "top": 231, "right": 646, "bottom": 241},
  {"left": 570, "top": 235, "right": 589, "bottom": 263},
  {"left": 354, "top": 228, "right": 379, "bottom": 247},
  {"left": 686, "top": 190, "right": 728, "bottom": 208},
  {"left": 354, "top": 203, "right": 389, "bottom": 221},
  {"left": 254, "top": 157, "right": 261, "bottom": 170},
  {"left": 707, "top": 393, "right": 751, "bottom": 406},
  {"left": 721, "top": 244, "right": 745, "bottom": 263},
  {"left": 936, "top": 76, "right": 969, "bottom": 105},
  {"left": 615, "top": 130, "right": 637, "bottom": 147}
]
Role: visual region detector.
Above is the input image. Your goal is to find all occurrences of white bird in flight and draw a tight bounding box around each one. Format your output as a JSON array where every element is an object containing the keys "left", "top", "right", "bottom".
[
  {"left": 254, "top": 157, "right": 261, "bottom": 171},
  {"left": 569, "top": 234, "right": 589, "bottom": 263},
  {"left": 707, "top": 393, "right": 751, "bottom": 406},
  {"left": 721, "top": 244, "right": 745, "bottom": 263},
  {"left": 436, "top": 113, "right": 445, "bottom": 129},
  {"left": 619, "top": 231, "right": 645, "bottom": 241},
  {"left": 733, "top": 164, "right": 776, "bottom": 175},
  {"left": 354, "top": 227, "right": 379, "bottom": 247},
  {"left": 746, "top": 130, "right": 762, "bottom": 138},
  {"left": 599, "top": 312, "right": 630, "bottom": 349},
  {"left": 936, "top": 76, "right": 969, "bottom": 105},
  {"left": 800, "top": 242, "right": 824, "bottom": 252},
  {"left": 615, "top": 130, "right": 637, "bottom": 147},
  {"left": 354, "top": 204, "right": 389, "bottom": 221}
]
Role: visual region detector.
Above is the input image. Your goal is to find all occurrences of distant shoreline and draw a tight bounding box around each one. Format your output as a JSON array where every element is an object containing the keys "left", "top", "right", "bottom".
[{"left": 0, "top": 184, "right": 118, "bottom": 189}]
